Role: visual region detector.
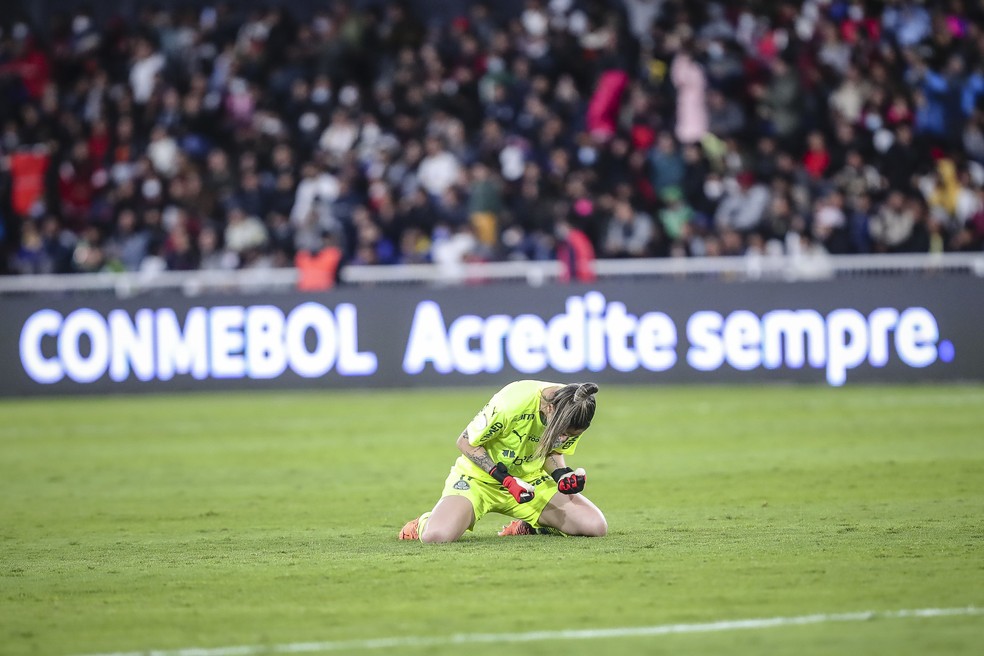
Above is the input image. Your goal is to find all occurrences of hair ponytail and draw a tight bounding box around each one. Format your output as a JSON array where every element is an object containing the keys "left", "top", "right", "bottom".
[
  {"left": 535, "top": 382, "right": 599, "bottom": 459},
  {"left": 574, "top": 382, "right": 599, "bottom": 403}
]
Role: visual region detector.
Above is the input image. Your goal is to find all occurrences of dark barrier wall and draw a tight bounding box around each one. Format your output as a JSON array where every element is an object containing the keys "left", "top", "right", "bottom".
[{"left": 1, "top": 277, "right": 982, "bottom": 396}]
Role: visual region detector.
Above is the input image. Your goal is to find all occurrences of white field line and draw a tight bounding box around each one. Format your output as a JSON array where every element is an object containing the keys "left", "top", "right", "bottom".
[{"left": 76, "top": 606, "right": 982, "bottom": 656}]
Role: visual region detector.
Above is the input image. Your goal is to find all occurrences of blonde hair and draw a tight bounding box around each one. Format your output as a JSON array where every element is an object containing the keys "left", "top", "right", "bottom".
[{"left": 535, "top": 382, "right": 599, "bottom": 459}]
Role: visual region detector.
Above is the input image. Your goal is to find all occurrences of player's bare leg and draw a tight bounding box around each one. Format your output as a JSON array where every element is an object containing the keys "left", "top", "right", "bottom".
[
  {"left": 537, "top": 493, "right": 607, "bottom": 537},
  {"left": 418, "top": 495, "right": 475, "bottom": 543}
]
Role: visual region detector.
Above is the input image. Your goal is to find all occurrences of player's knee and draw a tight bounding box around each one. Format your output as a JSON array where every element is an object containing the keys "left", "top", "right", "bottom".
[
  {"left": 419, "top": 525, "right": 461, "bottom": 544},
  {"left": 581, "top": 511, "right": 608, "bottom": 537}
]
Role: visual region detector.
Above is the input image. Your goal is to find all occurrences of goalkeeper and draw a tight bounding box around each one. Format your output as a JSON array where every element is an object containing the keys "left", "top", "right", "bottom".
[{"left": 399, "top": 380, "right": 607, "bottom": 542}]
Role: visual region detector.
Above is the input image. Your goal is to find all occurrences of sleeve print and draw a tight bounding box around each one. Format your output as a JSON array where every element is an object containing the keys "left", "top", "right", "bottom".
[
  {"left": 466, "top": 403, "right": 504, "bottom": 446},
  {"left": 555, "top": 434, "right": 581, "bottom": 454}
]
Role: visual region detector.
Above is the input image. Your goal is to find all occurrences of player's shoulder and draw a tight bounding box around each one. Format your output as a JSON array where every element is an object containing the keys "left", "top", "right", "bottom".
[
  {"left": 490, "top": 380, "right": 556, "bottom": 413},
  {"left": 495, "top": 379, "right": 559, "bottom": 400}
]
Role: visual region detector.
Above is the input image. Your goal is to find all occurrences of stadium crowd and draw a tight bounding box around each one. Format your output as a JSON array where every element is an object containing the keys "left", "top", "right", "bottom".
[{"left": 2, "top": 0, "right": 984, "bottom": 280}]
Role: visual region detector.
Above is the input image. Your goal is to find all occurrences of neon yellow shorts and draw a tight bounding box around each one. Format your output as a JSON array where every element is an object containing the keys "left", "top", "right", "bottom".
[{"left": 439, "top": 465, "right": 559, "bottom": 530}]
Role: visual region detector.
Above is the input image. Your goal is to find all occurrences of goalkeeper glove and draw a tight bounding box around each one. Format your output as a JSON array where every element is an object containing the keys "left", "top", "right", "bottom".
[
  {"left": 489, "top": 462, "right": 535, "bottom": 503},
  {"left": 552, "top": 467, "right": 586, "bottom": 494}
]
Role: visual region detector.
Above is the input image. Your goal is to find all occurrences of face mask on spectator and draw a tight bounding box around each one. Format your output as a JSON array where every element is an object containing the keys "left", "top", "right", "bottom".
[
  {"left": 142, "top": 178, "right": 162, "bottom": 200},
  {"left": 299, "top": 113, "right": 319, "bottom": 133},
  {"left": 339, "top": 86, "right": 359, "bottom": 107},
  {"left": 200, "top": 7, "right": 216, "bottom": 29},
  {"left": 873, "top": 129, "right": 894, "bottom": 154},
  {"left": 311, "top": 86, "right": 331, "bottom": 105},
  {"left": 705, "top": 179, "right": 724, "bottom": 199}
]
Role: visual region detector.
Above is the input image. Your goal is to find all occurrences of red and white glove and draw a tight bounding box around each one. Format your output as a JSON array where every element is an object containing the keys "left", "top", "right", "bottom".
[
  {"left": 552, "top": 467, "right": 586, "bottom": 494},
  {"left": 489, "top": 462, "right": 535, "bottom": 503}
]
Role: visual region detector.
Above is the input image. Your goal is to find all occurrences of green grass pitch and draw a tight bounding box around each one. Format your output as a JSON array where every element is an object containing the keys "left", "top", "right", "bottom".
[{"left": 1, "top": 384, "right": 982, "bottom": 655}]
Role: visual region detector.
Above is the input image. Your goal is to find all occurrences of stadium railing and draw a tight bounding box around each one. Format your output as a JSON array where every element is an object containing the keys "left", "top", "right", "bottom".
[{"left": 0, "top": 252, "right": 982, "bottom": 297}]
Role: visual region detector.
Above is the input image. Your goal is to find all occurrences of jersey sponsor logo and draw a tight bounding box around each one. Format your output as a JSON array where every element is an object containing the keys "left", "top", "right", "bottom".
[
  {"left": 501, "top": 449, "right": 516, "bottom": 458},
  {"left": 511, "top": 453, "right": 541, "bottom": 467},
  {"left": 514, "top": 413, "right": 536, "bottom": 421},
  {"left": 480, "top": 421, "right": 503, "bottom": 441},
  {"left": 453, "top": 478, "right": 471, "bottom": 491}
]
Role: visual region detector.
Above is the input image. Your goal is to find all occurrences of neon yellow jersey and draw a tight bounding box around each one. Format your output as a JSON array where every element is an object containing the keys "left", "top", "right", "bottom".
[{"left": 455, "top": 380, "right": 583, "bottom": 483}]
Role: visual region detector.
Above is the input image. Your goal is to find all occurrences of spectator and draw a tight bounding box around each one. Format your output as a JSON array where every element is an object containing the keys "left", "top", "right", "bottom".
[
  {"left": 883, "top": 123, "right": 925, "bottom": 191},
  {"left": 5, "top": 0, "right": 984, "bottom": 278},
  {"left": 417, "top": 136, "right": 463, "bottom": 198},
  {"left": 37, "top": 215, "right": 76, "bottom": 273},
  {"left": 10, "top": 220, "right": 45, "bottom": 274},
  {"left": 714, "top": 171, "right": 771, "bottom": 234},
  {"left": 431, "top": 222, "right": 481, "bottom": 279},
  {"left": 812, "top": 191, "right": 850, "bottom": 254},
  {"left": 882, "top": 1, "right": 932, "bottom": 49},
  {"left": 950, "top": 188, "right": 984, "bottom": 251},
  {"left": 164, "top": 225, "right": 199, "bottom": 271},
  {"left": 963, "top": 111, "right": 984, "bottom": 163},
  {"left": 467, "top": 161, "right": 503, "bottom": 248},
  {"left": 224, "top": 207, "right": 268, "bottom": 256},
  {"left": 670, "top": 47, "right": 708, "bottom": 144},
  {"left": 869, "top": 190, "right": 917, "bottom": 252},
  {"left": 681, "top": 142, "right": 713, "bottom": 215},
  {"left": 830, "top": 64, "right": 870, "bottom": 124},
  {"left": 0, "top": 26, "right": 51, "bottom": 101},
  {"left": 295, "top": 237, "right": 342, "bottom": 291},
  {"left": 846, "top": 193, "right": 875, "bottom": 254},
  {"left": 761, "top": 192, "right": 802, "bottom": 246},
  {"left": 291, "top": 161, "right": 339, "bottom": 230},
  {"left": 197, "top": 225, "right": 239, "bottom": 270},
  {"left": 555, "top": 216, "right": 596, "bottom": 284},
  {"left": 104, "top": 209, "right": 150, "bottom": 271},
  {"left": 648, "top": 132, "right": 685, "bottom": 197},
  {"left": 147, "top": 126, "right": 179, "bottom": 178},
  {"left": 602, "top": 198, "right": 655, "bottom": 258},
  {"left": 320, "top": 109, "right": 361, "bottom": 164},
  {"left": 832, "top": 150, "right": 884, "bottom": 209},
  {"left": 761, "top": 56, "right": 803, "bottom": 146},
  {"left": 909, "top": 56, "right": 961, "bottom": 143},
  {"left": 128, "top": 37, "right": 165, "bottom": 106},
  {"left": 657, "top": 186, "right": 694, "bottom": 246},
  {"left": 71, "top": 225, "right": 106, "bottom": 273},
  {"left": 751, "top": 136, "right": 781, "bottom": 182},
  {"left": 802, "top": 131, "right": 832, "bottom": 181},
  {"left": 923, "top": 158, "right": 978, "bottom": 239},
  {"left": 706, "top": 87, "right": 746, "bottom": 139}
]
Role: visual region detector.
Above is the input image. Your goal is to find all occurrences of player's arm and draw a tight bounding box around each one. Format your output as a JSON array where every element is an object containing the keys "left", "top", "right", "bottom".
[
  {"left": 546, "top": 452, "right": 567, "bottom": 472},
  {"left": 456, "top": 430, "right": 496, "bottom": 472},
  {"left": 548, "top": 450, "right": 586, "bottom": 494},
  {"left": 456, "top": 431, "right": 534, "bottom": 503}
]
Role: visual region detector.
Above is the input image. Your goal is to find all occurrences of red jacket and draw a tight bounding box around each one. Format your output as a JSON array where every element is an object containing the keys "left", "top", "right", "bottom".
[{"left": 557, "top": 227, "right": 597, "bottom": 283}]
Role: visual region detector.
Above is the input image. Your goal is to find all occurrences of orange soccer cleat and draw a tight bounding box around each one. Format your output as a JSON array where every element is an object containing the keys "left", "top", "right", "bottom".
[
  {"left": 398, "top": 516, "right": 420, "bottom": 540},
  {"left": 498, "top": 520, "right": 536, "bottom": 536}
]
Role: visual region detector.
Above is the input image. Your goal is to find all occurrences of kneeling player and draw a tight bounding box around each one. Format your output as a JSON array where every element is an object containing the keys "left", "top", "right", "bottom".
[{"left": 399, "top": 380, "right": 607, "bottom": 542}]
